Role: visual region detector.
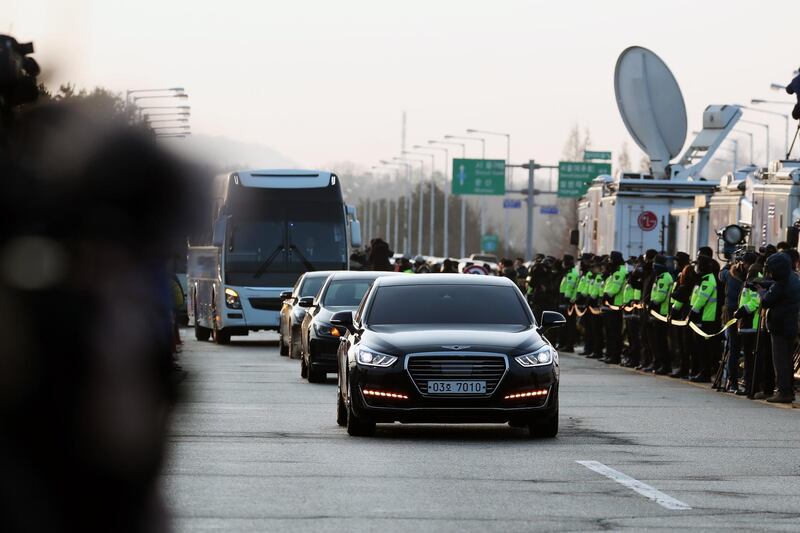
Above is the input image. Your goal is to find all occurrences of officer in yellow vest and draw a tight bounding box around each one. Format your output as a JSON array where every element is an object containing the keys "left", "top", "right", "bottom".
[
  {"left": 587, "top": 256, "right": 606, "bottom": 359},
  {"left": 601, "top": 251, "right": 627, "bottom": 364},
  {"left": 688, "top": 255, "right": 721, "bottom": 383},
  {"left": 733, "top": 264, "right": 762, "bottom": 395},
  {"left": 576, "top": 253, "right": 595, "bottom": 356},
  {"left": 621, "top": 257, "right": 642, "bottom": 367},
  {"left": 557, "top": 254, "right": 579, "bottom": 352},
  {"left": 648, "top": 255, "right": 674, "bottom": 375}
]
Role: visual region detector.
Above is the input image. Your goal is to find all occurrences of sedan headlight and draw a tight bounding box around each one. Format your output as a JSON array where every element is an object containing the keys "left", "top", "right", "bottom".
[
  {"left": 224, "top": 288, "right": 241, "bottom": 309},
  {"left": 314, "top": 322, "right": 340, "bottom": 338},
  {"left": 515, "top": 345, "right": 557, "bottom": 367},
  {"left": 355, "top": 346, "right": 397, "bottom": 367}
]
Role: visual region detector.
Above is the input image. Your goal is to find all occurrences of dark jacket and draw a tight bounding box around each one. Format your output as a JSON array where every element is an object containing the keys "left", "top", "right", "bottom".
[
  {"left": 761, "top": 252, "right": 800, "bottom": 337},
  {"left": 720, "top": 265, "right": 744, "bottom": 313}
]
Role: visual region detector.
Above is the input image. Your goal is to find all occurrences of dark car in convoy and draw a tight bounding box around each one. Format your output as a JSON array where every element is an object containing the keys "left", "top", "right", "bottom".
[
  {"left": 299, "top": 271, "right": 400, "bottom": 382},
  {"left": 278, "top": 271, "right": 336, "bottom": 358},
  {"left": 332, "top": 274, "right": 564, "bottom": 437}
]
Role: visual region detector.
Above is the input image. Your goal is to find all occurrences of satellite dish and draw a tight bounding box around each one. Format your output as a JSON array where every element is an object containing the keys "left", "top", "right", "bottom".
[{"left": 614, "top": 46, "right": 687, "bottom": 176}]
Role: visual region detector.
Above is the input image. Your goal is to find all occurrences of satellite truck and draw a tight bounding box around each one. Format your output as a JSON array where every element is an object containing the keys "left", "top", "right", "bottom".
[
  {"left": 577, "top": 46, "right": 742, "bottom": 259},
  {"left": 187, "top": 169, "right": 362, "bottom": 344}
]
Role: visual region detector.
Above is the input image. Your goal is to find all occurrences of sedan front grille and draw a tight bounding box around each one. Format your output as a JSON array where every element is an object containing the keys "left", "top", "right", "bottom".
[{"left": 406, "top": 354, "right": 507, "bottom": 395}]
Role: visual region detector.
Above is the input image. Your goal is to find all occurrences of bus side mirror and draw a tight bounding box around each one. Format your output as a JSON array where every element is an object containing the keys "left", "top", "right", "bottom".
[
  {"left": 350, "top": 220, "right": 363, "bottom": 248},
  {"left": 569, "top": 229, "right": 579, "bottom": 246}
]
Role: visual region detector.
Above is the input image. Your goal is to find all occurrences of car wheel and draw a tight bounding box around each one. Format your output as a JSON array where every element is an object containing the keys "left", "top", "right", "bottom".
[
  {"left": 307, "top": 364, "right": 325, "bottom": 383},
  {"left": 300, "top": 356, "right": 308, "bottom": 379},
  {"left": 279, "top": 329, "right": 289, "bottom": 356},
  {"left": 336, "top": 387, "right": 347, "bottom": 427},
  {"left": 213, "top": 326, "right": 231, "bottom": 345},
  {"left": 346, "top": 396, "right": 375, "bottom": 437},
  {"left": 195, "top": 322, "right": 211, "bottom": 341},
  {"left": 289, "top": 330, "right": 301, "bottom": 360},
  {"left": 528, "top": 408, "right": 558, "bottom": 438}
]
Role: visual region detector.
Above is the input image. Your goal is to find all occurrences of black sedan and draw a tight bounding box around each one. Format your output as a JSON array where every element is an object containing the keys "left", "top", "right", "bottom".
[
  {"left": 332, "top": 274, "right": 564, "bottom": 437},
  {"left": 278, "top": 271, "right": 336, "bottom": 358},
  {"left": 299, "top": 271, "right": 400, "bottom": 383}
]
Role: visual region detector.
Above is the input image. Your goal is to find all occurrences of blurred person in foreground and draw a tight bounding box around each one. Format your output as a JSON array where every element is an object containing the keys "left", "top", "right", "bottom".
[{"left": 0, "top": 100, "right": 190, "bottom": 532}]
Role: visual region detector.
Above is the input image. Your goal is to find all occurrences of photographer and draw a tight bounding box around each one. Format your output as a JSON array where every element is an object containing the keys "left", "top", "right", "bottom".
[{"left": 759, "top": 252, "right": 800, "bottom": 403}]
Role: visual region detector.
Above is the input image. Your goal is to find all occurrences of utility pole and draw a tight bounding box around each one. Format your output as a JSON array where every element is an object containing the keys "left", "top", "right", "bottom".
[{"left": 507, "top": 160, "right": 559, "bottom": 261}]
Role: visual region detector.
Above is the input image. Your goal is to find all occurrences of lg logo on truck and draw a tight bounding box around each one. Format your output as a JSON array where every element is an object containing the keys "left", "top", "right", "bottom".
[{"left": 637, "top": 211, "right": 658, "bottom": 231}]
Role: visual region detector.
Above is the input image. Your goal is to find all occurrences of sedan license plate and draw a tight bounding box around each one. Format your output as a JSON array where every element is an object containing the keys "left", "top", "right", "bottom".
[{"left": 427, "top": 380, "right": 486, "bottom": 394}]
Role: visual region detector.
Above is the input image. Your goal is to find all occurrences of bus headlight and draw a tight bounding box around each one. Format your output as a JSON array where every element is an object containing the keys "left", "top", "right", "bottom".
[{"left": 224, "top": 288, "right": 241, "bottom": 309}]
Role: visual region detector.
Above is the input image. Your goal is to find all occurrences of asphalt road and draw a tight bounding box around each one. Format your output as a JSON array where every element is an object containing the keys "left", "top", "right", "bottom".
[{"left": 162, "top": 331, "right": 800, "bottom": 532}]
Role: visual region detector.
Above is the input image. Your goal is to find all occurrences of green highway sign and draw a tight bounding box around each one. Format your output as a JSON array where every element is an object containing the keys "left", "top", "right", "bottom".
[
  {"left": 481, "top": 234, "right": 499, "bottom": 253},
  {"left": 452, "top": 159, "right": 506, "bottom": 195},
  {"left": 583, "top": 150, "right": 612, "bottom": 161},
  {"left": 558, "top": 161, "right": 612, "bottom": 198}
]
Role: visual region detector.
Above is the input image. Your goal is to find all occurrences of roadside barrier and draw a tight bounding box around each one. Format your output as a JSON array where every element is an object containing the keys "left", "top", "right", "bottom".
[{"left": 565, "top": 302, "right": 740, "bottom": 339}]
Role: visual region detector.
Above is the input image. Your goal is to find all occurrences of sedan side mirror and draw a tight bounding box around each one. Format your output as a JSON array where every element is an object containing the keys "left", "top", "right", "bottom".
[
  {"left": 279, "top": 291, "right": 293, "bottom": 301},
  {"left": 330, "top": 310, "right": 354, "bottom": 331},
  {"left": 298, "top": 296, "right": 315, "bottom": 308},
  {"left": 538, "top": 310, "right": 566, "bottom": 332}
]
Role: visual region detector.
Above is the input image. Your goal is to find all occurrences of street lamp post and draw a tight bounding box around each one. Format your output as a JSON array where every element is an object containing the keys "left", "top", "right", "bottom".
[
  {"left": 467, "top": 129, "right": 511, "bottom": 255},
  {"left": 384, "top": 159, "right": 413, "bottom": 254},
  {"left": 732, "top": 130, "right": 755, "bottom": 165},
  {"left": 747, "top": 101, "right": 792, "bottom": 156},
  {"left": 397, "top": 156, "right": 425, "bottom": 255},
  {"left": 740, "top": 119, "right": 770, "bottom": 165},
  {"left": 430, "top": 140, "right": 467, "bottom": 257},
  {"left": 404, "top": 150, "right": 437, "bottom": 256},
  {"left": 414, "top": 144, "right": 450, "bottom": 257}
]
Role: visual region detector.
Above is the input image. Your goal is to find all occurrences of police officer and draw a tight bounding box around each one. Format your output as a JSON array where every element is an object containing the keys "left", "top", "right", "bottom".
[
  {"left": 601, "top": 251, "right": 627, "bottom": 364},
  {"left": 576, "top": 254, "right": 595, "bottom": 356},
  {"left": 588, "top": 257, "right": 606, "bottom": 359},
  {"left": 734, "top": 264, "right": 762, "bottom": 395},
  {"left": 637, "top": 249, "right": 658, "bottom": 371},
  {"left": 689, "top": 255, "right": 721, "bottom": 382},
  {"left": 557, "top": 254, "right": 579, "bottom": 352},
  {"left": 621, "top": 258, "right": 641, "bottom": 367},
  {"left": 648, "top": 255, "right": 674, "bottom": 374},
  {"left": 669, "top": 262, "right": 697, "bottom": 379}
]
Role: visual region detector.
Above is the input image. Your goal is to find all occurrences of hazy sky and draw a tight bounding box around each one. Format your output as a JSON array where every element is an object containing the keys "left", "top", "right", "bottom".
[{"left": 5, "top": 0, "right": 798, "bottom": 172}]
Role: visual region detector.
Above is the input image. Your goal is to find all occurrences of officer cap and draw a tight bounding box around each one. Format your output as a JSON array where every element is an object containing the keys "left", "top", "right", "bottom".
[
  {"left": 675, "top": 251, "right": 690, "bottom": 264},
  {"left": 563, "top": 254, "right": 574, "bottom": 263},
  {"left": 609, "top": 251, "right": 624, "bottom": 265}
]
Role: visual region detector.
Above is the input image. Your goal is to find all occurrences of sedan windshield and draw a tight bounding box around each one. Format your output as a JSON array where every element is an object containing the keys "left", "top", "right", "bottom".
[
  {"left": 322, "top": 279, "right": 374, "bottom": 307},
  {"left": 367, "top": 284, "right": 531, "bottom": 326},
  {"left": 299, "top": 276, "right": 326, "bottom": 298}
]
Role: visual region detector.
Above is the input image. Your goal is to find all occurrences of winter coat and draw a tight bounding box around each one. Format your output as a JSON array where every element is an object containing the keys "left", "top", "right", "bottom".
[{"left": 761, "top": 252, "right": 800, "bottom": 338}]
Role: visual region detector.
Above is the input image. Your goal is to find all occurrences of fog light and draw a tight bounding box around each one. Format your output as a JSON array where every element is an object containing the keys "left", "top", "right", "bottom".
[
  {"left": 362, "top": 388, "right": 408, "bottom": 400},
  {"left": 504, "top": 389, "right": 549, "bottom": 400}
]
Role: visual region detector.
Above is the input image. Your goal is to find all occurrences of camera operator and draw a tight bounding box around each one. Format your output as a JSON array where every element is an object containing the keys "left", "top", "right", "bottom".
[{"left": 719, "top": 252, "right": 757, "bottom": 391}]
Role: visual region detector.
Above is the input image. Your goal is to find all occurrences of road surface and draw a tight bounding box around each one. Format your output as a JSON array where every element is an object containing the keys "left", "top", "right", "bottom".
[{"left": 162, "top": 331, "right": 800, "bottom": 532}]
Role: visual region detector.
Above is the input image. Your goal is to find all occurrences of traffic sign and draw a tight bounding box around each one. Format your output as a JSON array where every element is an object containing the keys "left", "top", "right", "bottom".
[
  {"left": 637, "top": 211, "right": 658, "bottom": 231},
  {"left": 539, "top": 205, "right": 559, "bottom": 215},
  {"left": 503, "top": 198, "right": 522, "bottom": 209},
  {"left": 481, "top": 234, "right": 499, "bottom": 253},
  {"left": 583, "top": 150, "right": 612, "bottom": 161},
  {"left": 557, "top": 161, "right": 612, "bottom": 198},
  {"left": 452, "top": 159, "right": 506, "bottom": 195}
]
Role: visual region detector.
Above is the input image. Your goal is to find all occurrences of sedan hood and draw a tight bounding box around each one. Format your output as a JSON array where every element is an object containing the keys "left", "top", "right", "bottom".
[{"left": 363, "top": 324, "right": 547, "bottom": 356}]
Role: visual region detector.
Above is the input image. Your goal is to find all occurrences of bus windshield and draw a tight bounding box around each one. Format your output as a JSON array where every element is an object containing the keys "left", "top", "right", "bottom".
[{"left": 224, "top": 195, "right": 347, "bottom": 287}]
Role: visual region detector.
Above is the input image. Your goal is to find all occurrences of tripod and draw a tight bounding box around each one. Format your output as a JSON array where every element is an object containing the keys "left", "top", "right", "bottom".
[{"left": 789, "top": 121, "right": 800, "bottom": 159}]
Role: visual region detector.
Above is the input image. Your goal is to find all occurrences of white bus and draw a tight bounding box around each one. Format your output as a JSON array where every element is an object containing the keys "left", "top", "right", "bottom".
[{"left": 187, "top": 169, "right": 361, "bottom": 344}]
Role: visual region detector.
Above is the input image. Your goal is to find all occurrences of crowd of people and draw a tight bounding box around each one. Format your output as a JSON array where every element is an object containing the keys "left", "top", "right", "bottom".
[
  {"left": 356, "top": 237, "right": 799, "bottom": 404},
  {"left": 517, "top": 245, "right": 799, "bottom": 404}
]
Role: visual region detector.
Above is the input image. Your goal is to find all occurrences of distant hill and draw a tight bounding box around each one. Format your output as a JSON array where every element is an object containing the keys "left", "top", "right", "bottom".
[{"left": 169, "top": 134, "right": 297, "bottom": 169}]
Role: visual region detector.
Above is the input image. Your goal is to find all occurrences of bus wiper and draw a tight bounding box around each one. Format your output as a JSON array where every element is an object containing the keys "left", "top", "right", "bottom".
[
  {"left": 253, "top": 244, "right": 285, "bottom": 278},
  {"left": 289, "top": 244, "right": 315, "bottom": 271}
]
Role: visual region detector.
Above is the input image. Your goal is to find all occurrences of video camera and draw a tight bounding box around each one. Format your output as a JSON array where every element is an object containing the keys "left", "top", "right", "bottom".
[
  {"left": 716, "top": 224, "right": 751, "bottom": 262},
  {"left": 0, "top": 34, "right": 40, "bottom": 120}
]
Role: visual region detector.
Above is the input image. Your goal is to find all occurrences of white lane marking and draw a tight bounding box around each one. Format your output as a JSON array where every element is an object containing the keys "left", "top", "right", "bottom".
[{"left": 577, "top": 460, "right": 692, "bottom": 510}]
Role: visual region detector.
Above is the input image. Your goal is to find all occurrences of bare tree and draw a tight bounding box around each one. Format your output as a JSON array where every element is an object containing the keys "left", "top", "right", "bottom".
[{"left": 616, "top": 141, "right": 631, "bottom": 174}]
